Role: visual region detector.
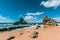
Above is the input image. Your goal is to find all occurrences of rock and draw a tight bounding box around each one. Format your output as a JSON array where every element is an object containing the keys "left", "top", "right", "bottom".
[
  {"left": 0, "top": 28, "right": 8, "bottom": 32},
  {"left": 35, "top": 25, "right": 41, "bottom": 30},
  {"left": 56, "top": 24, "right": 58, "bottom": 26},
  {"left": 43, "top": 16, "right": 58, "bottom": 26},
  {"left": 29, "top": 31, "right": 39, "bottom": 38},
  {"left": 19, "top": 33, "right": 24, "bottom": 35},
  {"left": 7, "top": 36, "right": 15, "bottom": 40}
]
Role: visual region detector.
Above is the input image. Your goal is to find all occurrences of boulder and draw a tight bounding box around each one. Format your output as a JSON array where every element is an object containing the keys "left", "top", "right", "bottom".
[
  {"left": 29, "top": 31, "right": 39, "bottom": 38},
  {"left": 35, "top": 25, "right": 41, "bottom": 30},
  {"left": 7, "top": 36, "right": 15, "bottom": 40},
  {"left": 0, "top": 28, "right": 8, "bottom": 32}
]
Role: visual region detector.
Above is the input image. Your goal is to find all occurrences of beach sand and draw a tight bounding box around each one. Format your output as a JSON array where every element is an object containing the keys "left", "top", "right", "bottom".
[{"left": 0, "top": 25, "right": 60, "bottom": 40}]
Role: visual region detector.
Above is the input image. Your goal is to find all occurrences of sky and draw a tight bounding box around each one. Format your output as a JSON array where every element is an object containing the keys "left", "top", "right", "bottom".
[{"left": 0, "top": 0, "right": 60, "bottom": 23}]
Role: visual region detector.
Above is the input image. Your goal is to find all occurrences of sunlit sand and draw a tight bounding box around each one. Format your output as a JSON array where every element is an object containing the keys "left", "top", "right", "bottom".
[{"left": 0, "top": 25, "right": 60, "bottom": 40}]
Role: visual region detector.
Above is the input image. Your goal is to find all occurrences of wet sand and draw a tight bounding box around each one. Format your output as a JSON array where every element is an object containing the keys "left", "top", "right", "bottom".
[{"left": 0, "top": 25, "right": 60, "bottom": 40}]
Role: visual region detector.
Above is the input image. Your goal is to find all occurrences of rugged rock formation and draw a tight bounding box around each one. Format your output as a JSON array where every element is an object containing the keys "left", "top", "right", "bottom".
[
  {"left": 0, "top": 28, "right": 8, "bottom": 32},
  {"left": 43, "top": 16, "right": 58, "bottom": 26},
  {"left": 13, "top": 17, "right": 27, "bottom": 25}
]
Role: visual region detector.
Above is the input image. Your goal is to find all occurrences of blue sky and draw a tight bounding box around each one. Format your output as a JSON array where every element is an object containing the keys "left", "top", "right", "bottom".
[{"left": 0, "top": 0, "right": 60, "bottom": 23}]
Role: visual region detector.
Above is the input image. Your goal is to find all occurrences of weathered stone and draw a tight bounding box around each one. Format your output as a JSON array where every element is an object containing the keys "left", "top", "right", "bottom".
[
  {"left": 19, "top": 33, "right": 24, "bottom": 35},
  {"left": 7, "top": 36, "right": 15, "bottom": 40},
  {"left": 29, "top": 31, "right": 39, "bottom": 38},
  {"left": 43, "top": 16, "right": 58, "bottom": 26},
  {"left": 35, "top": 25, "right": 41, "bottom": 30}
]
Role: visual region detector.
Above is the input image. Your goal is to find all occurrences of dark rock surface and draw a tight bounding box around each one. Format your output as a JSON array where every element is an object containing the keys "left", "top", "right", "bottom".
[{"left": 7, "top": 36, "right": 15, "bottom": 40}]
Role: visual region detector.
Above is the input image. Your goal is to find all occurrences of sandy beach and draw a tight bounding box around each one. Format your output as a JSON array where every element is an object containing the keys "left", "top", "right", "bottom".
[
  {"left": 0, "top": 25, "right": 60, "bottom": 40},
  {"left": 0, "top": 0, "right": 60, "bottom": 40}
]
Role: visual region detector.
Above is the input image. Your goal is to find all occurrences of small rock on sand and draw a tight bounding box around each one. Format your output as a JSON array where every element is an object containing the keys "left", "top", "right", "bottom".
[
  {"left": 7, "top": 36, "right": 15, "bottom": 40},
  {"left": 29, "top": 31, "right": 39, "bottom": 38}
]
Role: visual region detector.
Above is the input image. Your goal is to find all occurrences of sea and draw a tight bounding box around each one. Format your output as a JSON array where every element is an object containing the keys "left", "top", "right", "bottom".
[
  {"left": 0, "top": 23, "right": 31, "bottom": 29},
  {"left": 0, "top": 23, "right": 60, "bottom": 29}
]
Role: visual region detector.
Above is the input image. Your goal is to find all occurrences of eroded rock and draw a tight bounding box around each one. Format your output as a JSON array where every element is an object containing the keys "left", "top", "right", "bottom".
[
  {"left": 29, "top": 31, "right": 39, "bottom": 38},
  {"left": 35, "top": 25, "right": 41, "bottom": 30},
  {"left": 43, "top": 16, "right": 58, "bottom": 26},
  {"left": 7, "top": 36, "right": 15, "bottom": 40}
]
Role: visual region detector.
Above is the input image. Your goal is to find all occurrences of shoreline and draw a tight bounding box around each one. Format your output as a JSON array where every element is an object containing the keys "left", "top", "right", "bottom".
[
  {"left": 0, "top": 25, "right": 60, "bottom": 40},
  {"left": 0, "top": 24, "right": 60, "bottom": 32}
]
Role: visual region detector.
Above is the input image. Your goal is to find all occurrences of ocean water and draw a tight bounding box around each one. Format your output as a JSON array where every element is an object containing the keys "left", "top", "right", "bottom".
[
  {"left": 0, "top": 24, "right": 31, "bottom": 29},
  {"left": 0, "top": 23, "right": 60, "bottom": 29}
]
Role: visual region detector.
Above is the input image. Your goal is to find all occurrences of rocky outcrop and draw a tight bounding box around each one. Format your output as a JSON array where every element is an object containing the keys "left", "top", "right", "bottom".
[
  {"left": 0, "top": 28, "right": 8, "bottom": 32},
  {"left": 13, "top": 17, "right": 27, "bottom": 25},
  {"left": 43, "top": 16, "right": 58, "bottom": 26}
]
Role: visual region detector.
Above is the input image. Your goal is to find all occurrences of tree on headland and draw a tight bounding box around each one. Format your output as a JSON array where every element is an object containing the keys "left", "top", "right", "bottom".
[{"left": 13, "top": 17, "right": 27, "bottom": 25}]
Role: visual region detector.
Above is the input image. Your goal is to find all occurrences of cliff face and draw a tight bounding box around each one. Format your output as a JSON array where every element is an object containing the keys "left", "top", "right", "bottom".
[
  {"left": 43, "top": 16, "right": 58, "bottom": 26},
  {"left": 19, "top": 18, "right": 27, "bottom": 24},
  {"left": 13, "top": 18, "right": 27, "bottom": 25}
]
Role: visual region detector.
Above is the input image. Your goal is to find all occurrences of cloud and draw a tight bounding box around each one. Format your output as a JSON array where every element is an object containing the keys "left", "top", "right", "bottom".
[
  {"left": 24, "top": 15, "right": 34, "bottom": 20},
  {"left": 25, "top": 12, "right": 44, "bottom": 23},
  {"left": 27, "top": 12, "right": 44, "bottom": 16},
  {"left": 53, "top": 17, "right": 60, "bottom": 22},
  {"left": 41, "top": 0, "right": 60, "bottom": 9},
  {"left": 24, "top": 15, "right": 42, "bottom": 23},
  {"left": 34, "top": 19, "right": 42, "bottom": 23},
  {"left": 24, "top": 15, "right": 34, "bottom": 23},
  {"left": 0, "top": 15, "right": 15, "bottom": 23},
  {"left": 24, "top": 15, "right": 38, "bottom": 23}
]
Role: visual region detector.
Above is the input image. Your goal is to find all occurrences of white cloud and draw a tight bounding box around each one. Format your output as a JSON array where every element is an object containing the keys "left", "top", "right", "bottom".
[
  {"left": 25, "top": 12, "right": 44, "bottom": 23},
  {"left": 24, "top": 15, "right": 33, "bottom": 23},
  {"left": 34, "top": 19, "right": 42, "bottom": 23},
  {"left": 0, "top": 15, "right": 15, "bottom": 23},
  {"left": 27, "top": 12, "right": 44, "bottom": 16},
  {"left": 53, "top": 17, "right": 60, "bottom": 22},
  {"left": 41, "top": 0, "right": 60, "bottom": 9},
  {"left": 24, "top": 15, "right": 42, "bottom": 23},
  {"left": 24, "top": 15, "right": 37, "bottom": 23},
  {"left": 24, "top": 15, "right": 34, "bottom": 20}
]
